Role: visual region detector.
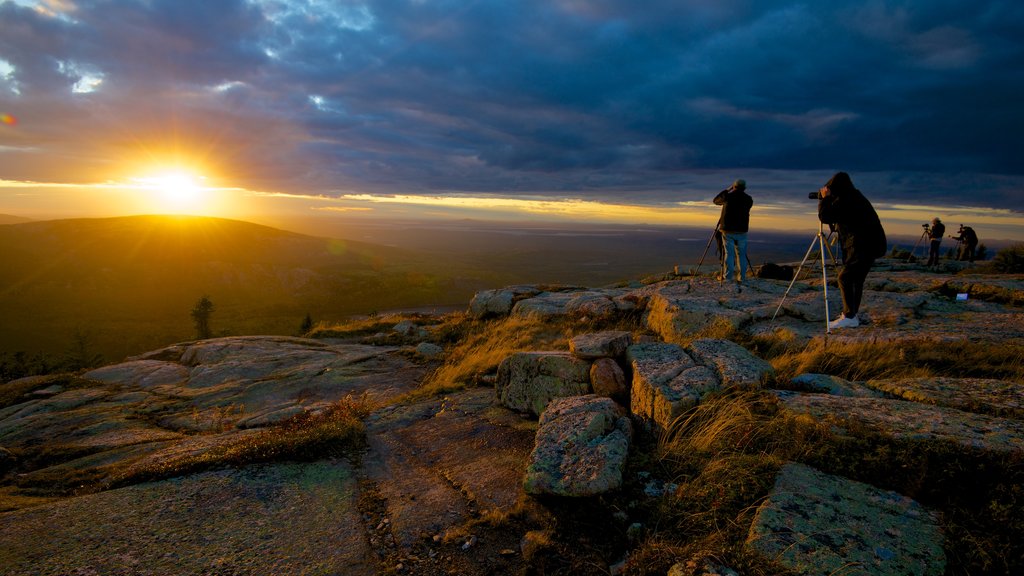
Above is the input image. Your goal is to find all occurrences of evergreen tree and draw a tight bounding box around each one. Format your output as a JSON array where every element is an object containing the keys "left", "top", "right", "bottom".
[
  {"left": 299, "top": 313, "right": 314, "bottom": 336},
  {"left": 191, "top": 296, "right": 215, "bottom": 340},
  {"left": 976, "top": 244, "right": 987, "bottom": 261},
  {"left": 64, "top": 329, "right": 104, "bottom": 371}
]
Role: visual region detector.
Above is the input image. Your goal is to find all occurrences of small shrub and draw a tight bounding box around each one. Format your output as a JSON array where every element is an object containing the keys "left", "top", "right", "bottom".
[{"left": 991, "top": 243, "right": 1024, "bottom": 273}]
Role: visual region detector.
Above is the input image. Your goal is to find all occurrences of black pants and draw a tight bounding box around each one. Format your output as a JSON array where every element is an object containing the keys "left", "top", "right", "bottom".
[
  {"left": 927, "top": 239, "right": 942, "bottom": 266},
  {"left": 838, "top": 258, "right": 874, "bottom": 317}
]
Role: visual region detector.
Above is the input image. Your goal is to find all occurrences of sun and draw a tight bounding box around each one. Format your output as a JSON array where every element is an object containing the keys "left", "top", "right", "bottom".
[{"left": 136, "top": 170, "right": 210, "bottom": 214}]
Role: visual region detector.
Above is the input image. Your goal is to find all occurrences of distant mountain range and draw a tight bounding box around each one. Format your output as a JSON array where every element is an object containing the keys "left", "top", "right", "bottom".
[
  {"left": 0, "top": 214, "right": 33, "bottom": 225},
  {"left": 0, "top": 215, "right": 490, "bottom": 361}
]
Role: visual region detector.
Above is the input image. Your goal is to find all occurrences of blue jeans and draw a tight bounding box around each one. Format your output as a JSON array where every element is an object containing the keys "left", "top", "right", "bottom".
[{"left": 722, "top": 231, "right": 748, "bottom": 282}]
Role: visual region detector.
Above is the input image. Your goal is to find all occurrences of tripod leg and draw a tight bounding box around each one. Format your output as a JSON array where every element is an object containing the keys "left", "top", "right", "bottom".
[
  {"left": 771, "top": 234, "right": 821, "bottom": 322},
  {"left": 692, "top": 227, "right": 719, "bottom": 275},
  {"left": 818, "top": 233, "right": 832, "bottom": 334}
]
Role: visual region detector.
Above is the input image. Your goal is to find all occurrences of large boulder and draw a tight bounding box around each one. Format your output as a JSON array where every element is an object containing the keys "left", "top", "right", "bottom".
[
  {"left": 747, "top": 462, "right": 945, "bottom": 576},
  {"left": 627, "top": 343, "right": 721, "bottom": 432},
  {"left": 523, "top": 395, "right": 632, "bottom": 496},
  {"left": 569, "top": 331, "right": 632, "bottom": 360},
  {"left": 590, "top": 358, "right": 627, "bottom": 401},
  {"left": 686, "top": 338, "right": 773, "bottom": 389},
  {"left": 495, "top": 352, "right": 592, "bottom": 417}
]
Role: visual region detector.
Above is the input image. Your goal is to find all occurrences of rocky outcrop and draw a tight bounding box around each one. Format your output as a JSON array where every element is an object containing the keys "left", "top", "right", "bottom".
[
  {"left": 523, "top": 395, "right": 632, "bottom": 496},
  {"left": 747, "top": 462, "right": 945, "bottom": 576},
  {"left": 495, "top": 352, "right": 592, "bottom": 417},
  {"left": 686, "top": 338, "right": 773, "bottom": 389},
  {"left": 627, "top": 342, "right": 720, "bottom": 432},
  {"left": 469, "top": 286, "right": 542, "bottom": 318},
  {"left": 0, "top": 336, "right": 427, "bottom": 492}
]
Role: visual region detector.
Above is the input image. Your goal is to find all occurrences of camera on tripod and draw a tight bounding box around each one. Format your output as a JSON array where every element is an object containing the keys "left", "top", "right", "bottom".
[
  {"left": 922, "top": 223, "right": 931, "bottom": 233},
  {"left": 808, "top": 191, "right": 821, "bottom": 200}
]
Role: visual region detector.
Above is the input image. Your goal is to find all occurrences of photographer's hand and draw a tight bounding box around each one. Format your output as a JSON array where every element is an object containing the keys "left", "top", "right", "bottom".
[{"left": 818, "top": 186, "right": 830, "bottom": 198}]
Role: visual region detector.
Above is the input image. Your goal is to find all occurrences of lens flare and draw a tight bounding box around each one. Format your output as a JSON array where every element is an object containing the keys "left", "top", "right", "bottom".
[{"left": 1, "top": 114, "right": 16, "bottom": 126}]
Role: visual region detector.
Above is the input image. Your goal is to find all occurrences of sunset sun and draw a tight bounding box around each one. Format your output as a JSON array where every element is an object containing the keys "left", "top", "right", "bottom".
[{"left": 136, "top": 170, "right": 210, "bottom": 214}]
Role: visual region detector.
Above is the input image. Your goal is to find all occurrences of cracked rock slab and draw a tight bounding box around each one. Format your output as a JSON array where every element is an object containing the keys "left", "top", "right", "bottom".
[
  {"left": 747, "top": 462, "right": 945, "bottom": 576},
  {"left": 774, "top": 391, "right": 1024, "bottom": 454}
]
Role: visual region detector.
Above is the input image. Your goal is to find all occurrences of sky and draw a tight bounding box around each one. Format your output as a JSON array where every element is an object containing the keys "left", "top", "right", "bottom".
[{"left": 0, "top": 0, "right": 1022, "bottom": 240}]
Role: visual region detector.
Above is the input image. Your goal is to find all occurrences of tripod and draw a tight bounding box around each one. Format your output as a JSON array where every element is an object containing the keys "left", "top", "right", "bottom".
[
  {"left": 691, "top": 224, "right": 721, "bottom": 277},
  {"left": 907, "top": 227, "right": 930, "bottom": 263},
  {"left": 690, "top": 225, "right": 754, "bottom": 282},
  {"left": 771, "top": 222, "right": 841, "bottom": 334}
]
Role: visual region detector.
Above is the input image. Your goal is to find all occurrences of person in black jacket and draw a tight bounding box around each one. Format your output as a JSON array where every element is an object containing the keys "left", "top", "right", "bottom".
[
  {"left": 951, "top": 225, "right": 979, "bottom": 262},
  {"left": 926, "top": 217, "right": 945, "bottom": 267},
  {"left": 817, "top": 172, "right": 887, "bottom": 330},
  {"left": 713, "top": 179, "right": 753, "bottom": 291}
]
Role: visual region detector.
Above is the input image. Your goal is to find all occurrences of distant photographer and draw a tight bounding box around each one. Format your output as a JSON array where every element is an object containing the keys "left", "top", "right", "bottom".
[
  {"left": 815, "top": 172, "right": 887, "bottom": 330},
  {"left": 926, "top": 217, "right": 945, "bottom": 267},
  {"left": 713, "top": 179, "right": 753, "bottom": 291},
  {"left": 951, "top": 225, "right": 979, "bottom": 262}
]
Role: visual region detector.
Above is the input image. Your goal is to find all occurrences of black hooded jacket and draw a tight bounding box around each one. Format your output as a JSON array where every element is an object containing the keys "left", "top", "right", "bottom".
[
  {"left": 817, "top": 172, "right": 887, "bottom": 264},
  {"left": 713, "top": 188, "right": 753, "bottom": 233}
]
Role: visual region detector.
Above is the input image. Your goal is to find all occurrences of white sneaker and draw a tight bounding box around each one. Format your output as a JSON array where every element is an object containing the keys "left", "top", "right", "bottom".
[{"left": 828, "top": 315, "right": 860, "bottom": 330}]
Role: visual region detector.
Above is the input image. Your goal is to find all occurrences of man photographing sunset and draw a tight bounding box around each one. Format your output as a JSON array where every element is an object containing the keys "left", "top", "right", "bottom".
[{"left": 713, "top": 179, "right": 753, "bottom": 292}]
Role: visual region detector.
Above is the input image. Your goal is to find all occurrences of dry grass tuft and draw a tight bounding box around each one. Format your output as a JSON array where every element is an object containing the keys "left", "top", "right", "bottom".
[{"left": 766, "top": 337, "right": 1024, "bottom": 384}]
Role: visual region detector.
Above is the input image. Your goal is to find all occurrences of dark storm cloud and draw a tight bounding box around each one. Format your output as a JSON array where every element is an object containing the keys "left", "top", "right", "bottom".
[{"left": 0, "top": 0, "right": 1021, "bottom": 207}]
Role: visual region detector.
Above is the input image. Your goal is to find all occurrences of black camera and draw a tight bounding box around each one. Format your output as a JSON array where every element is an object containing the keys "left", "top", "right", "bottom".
[
  {"left": 921, "top": 223, "right": 930, "bottom": 229},
  {"left": 808, "top": 192, "right": 821, "bottom": 200}
]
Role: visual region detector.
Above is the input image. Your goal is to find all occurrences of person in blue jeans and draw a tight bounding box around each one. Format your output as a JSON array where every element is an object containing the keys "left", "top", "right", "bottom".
[{"left": 713, "top": 179, "right": 753, "bottom": 292}]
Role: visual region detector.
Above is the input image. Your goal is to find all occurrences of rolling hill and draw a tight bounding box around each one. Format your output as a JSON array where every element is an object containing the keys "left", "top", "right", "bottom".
[{"left": 0, "top": 215, "right": 490, "bottom": 362}]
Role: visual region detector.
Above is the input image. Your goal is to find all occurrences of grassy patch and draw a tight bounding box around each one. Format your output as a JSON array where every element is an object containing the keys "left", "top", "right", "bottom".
[{"left": 761, "top": 337, "right": 1024, "bottom": 384}]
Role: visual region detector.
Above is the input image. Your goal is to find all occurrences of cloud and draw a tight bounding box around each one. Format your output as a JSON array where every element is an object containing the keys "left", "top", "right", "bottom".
[{"left": 0, "top": 0, "right": 1021, "bottom": 218}]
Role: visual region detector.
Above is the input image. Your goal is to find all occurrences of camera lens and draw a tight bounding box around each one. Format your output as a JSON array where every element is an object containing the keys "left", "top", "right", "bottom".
[{"left": 808, "top": 192, "right": 820, "bottom": 200}]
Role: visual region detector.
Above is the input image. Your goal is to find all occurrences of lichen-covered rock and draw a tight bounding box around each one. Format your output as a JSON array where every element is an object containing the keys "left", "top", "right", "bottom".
[
  {"left": 590, "top": 358, "right": 627, "bottom": 400},
  {"left": 747, "top": 462, "right": 945, "bottom": 576},
  {"left": 774, "top": 391, "right": 1024, "bottom": 454},
  {"left": 495, "top": 352, "right": 592, "bottom": 417},
  {"left": 864, "top": 377, "right": 1024, "bottom": 418},
  {"left": 645, "top": 285, "right": 750, "bottom": 342},
  {"left": 627, "top": 343, "right": 721, "bottom": 431},
  {"left": 565, "top": 293, "right": 617, "bottom": 318},
  {"left": 686, "top": 338, "right": 772, "bottom": 390},
  {"left": 468, "top": 286, "right": 541, "bottom": 318},
  {"left": 523, "top": 395, "right": 631, "bottom": 496},
  {"left": 570, "top": 331, "right": 632, "bottom": 359},
  {"left": 511, "top": 292, "right": 578, "bottom": 318},
  {"left": 790, "top": 373, "right": 887, "bottom": 398},
  {"left": 414, "top": 342, "right": 444, "bottom": 360}
]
